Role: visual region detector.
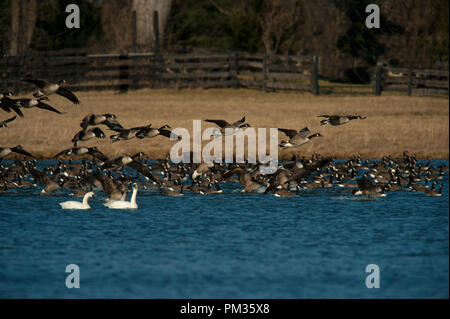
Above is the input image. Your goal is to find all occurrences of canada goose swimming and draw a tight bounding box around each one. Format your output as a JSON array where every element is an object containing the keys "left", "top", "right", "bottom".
[
  {"left": 425, "top": 182, "right": 443, "bottom": 197},
  {"left": 407, "top": 177, "right": 429, "bottom": 192},
  {"left": 161, "top": 184, "right": 185, "bottom": 196},
  {"left": 0, "top": 115, "right": 17, "bottom": 128},
  {"left": 54, "top": 146, "right": 108, "bottom": 161},
  {"left": 72, "top": 127, "right": 106, "bottom": 146},
  {"left": 104, "top": 183, "right": 138, "bottom": 209},
  {"left": 318, "top": 114, "right": 366, "bottom": 126},
  {"left": 1, "top": 92, "right": 24, "bottom": 117},
  {"left": 0, "top": 145, "right": 33, "bottom": 161},
  {"left": 204, "top": 116, "right": 250, "bottom": 136},
  {"left": 273, "top": 188, "right": 299, "bottom": 197},
  {"left": 15, "top": 97, "right": 64, "bottom": 114},
  {"left": 278, "top": 127, "right": 322, "bottom": 148},
  {"left": 59, "top": 191, "right": 94, "bottom": 210},
  {"left": 21, "top": 78, "right": 80, "bottom": 104},
  {"left": 136, "top": 125, "right": 181, "bottom": 140},
  {"left": 198, "top": 181, "right": 223, "bottom": 194}
]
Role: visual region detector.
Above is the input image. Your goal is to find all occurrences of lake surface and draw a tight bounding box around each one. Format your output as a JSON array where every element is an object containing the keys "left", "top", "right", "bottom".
[{"left": 0, "top": 160, "right": 448, "bottom": 298}]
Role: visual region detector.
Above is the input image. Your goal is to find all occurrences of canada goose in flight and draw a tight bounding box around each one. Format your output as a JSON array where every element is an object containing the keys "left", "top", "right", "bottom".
[
  {"left": 15, "top": 97, "right": 64, "bottom": 114},
  {"left": 318, "top": 115, "right": 366, "bottom": 126},
  {"left": 21, "top": 78, "right": 80, "bottom": 104},
  {"left": 0, "top": 115, "right": 17, "bottom": 128},
  {"left": 59, "top": 191, "right": 94, "bottom": 210},
  {"left": 72, "top": 127, "right": 106, "bottom": 146},
  {"left": 109, "top": 124, "right": 151, "bottom": 142},
  {"left": 100, "top": 154, "right": 134, "bottom": 171},
  {"left": 204, "top": 116, "right": 250, "bottom": 136},
  {"left": 278, "top": 127, "right": 322, "bottom": 148},
  {"left": 80, "top": 113, "right": 123, "bottom": 131},
  {"left": 136, "top": 125, "right": 181, "bottom": 140},
  {"left": 1, "top": 92, "right": 24, "bottom": 117},
  {"left": 104, "top": 183, "right": 138, "bottom": 209},
  {"left": 0, "top": 145, "right": 33, "bottom": 161}
]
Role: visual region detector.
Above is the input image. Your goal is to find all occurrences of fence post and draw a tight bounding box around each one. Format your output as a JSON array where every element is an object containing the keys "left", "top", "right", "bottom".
[
  {"left": 262, "top": 54, "right": 267, "bottom": 92},
  {"left": 153, "top": 11, "right": 160, "bottom": 55},
  {"left": 229, "top": 51, "right": 238, "bottom": 89},
  {"left": 132, "top": 10, "right": 137, "bottom": 53},
  {"left": 310, "top": 56, "right": 319, "bottom": 95},
  {"left": 407, "top": 67, "right": 412, "bottom": 96},
  {"left": 374, "top": 67, "right": 382, "bottom": 96}
]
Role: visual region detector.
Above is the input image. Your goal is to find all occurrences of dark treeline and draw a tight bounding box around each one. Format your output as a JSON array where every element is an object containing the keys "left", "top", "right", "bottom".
[{"left": 0, "top": 0, "right": 448, "bottom": 81}]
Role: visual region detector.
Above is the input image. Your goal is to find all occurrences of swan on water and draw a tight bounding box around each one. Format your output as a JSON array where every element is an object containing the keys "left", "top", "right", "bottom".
[
  {"left": 59, "top": 191, "right": 94, "bottom": 210},
  {"left": 104, "top": 183, "right": 138, "bottom": 209}
]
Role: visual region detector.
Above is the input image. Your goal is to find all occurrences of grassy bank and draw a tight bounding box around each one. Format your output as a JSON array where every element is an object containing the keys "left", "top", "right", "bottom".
[{"left": 1, "top": 89, "right": 448, "bottom": 160}]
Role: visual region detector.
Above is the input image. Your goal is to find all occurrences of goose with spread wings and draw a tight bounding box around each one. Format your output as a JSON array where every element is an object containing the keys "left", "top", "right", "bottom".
[
  {"left": 278, "top": 127, "right": 322, "bottom": 148},
  {"left": 15, "top": 97, "right": 64, "bottom": 114},
  {"left": 72, "top": 127, "right": 106, "bottom": 146},
  {"left": 204, "top": 116, "right": 250, "bottom": 136},
  {"left": 80, "top": 113, "right": 124, "bottom": 131},
  {"left": 1, "top": 92, "right": 24, "bottom": 117},
  {"left": 21, "top": 78, "right": 80, "bottom": 104},
  {"left": 136, "top": 124, "right": 181, "bottom": 140}
]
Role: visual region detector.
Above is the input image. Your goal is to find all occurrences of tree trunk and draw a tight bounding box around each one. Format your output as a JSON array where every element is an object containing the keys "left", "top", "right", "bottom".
[{"left": 9, "top": 0, "right": 37, "bottom": 56}]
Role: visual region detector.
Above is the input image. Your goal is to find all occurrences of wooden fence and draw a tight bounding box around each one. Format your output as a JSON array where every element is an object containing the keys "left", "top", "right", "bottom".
[
  {"left": 381, "top": 65, "right": 449, "bottom": 97},
  {"left": 1, "top": 51, "right": 448, "bottom": 97},
  {"left": 0, "top": 52, "right": 318, "bottom": 94}
]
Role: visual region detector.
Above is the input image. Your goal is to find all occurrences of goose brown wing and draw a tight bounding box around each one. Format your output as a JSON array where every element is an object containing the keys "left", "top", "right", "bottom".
[
  {"left": 277, "top": 128, "right": 298, "bottom": 139},
  {"left": 298, "top": 126, "right": 311, "bottom": 138},
  {"left": 80, "top": 113, "right": 94, "bottom": 130},
  {"left": 159, "top": 129, "right": 181, "bottom": 140},
  {"left": 36, "top": 101, "right": 64, "bottom": 114},
  {"left": 21, "top": 78, "right": 49, "bottom": 88},
  {"left": 126, "top": 160, "right": 158, "bottom": 183},
  {"left": 204, "top": 119, "right": 230, "bottom": 128},
  {"left": 0, "top": 115, "right": 16, "bottom": 126},
  {"left": 56, "top": 87, "right": 80, "bottom": 104}
]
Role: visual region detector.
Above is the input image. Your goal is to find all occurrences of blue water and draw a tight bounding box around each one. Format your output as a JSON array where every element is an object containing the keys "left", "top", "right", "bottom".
[{"left": 0, "top": 160, "right": 448, "bottom": 298}]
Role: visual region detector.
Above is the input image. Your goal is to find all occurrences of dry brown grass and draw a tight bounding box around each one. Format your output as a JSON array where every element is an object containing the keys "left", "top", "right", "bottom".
[{"left": 1, "top": 88, "right": 448, "bottom": 160}]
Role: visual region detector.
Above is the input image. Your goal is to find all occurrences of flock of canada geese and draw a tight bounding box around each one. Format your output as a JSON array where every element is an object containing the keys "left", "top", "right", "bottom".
[{"left": 1, "top": 79, "right": 447, "bottom": 210}]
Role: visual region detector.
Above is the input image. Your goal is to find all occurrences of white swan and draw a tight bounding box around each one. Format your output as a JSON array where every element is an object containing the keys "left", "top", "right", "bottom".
[
  {"left": 104, "top": 183, "right": 138, "bottom": 209},
  {"left": 59, "top": 191, "right": 94, "bottom": 210}
]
